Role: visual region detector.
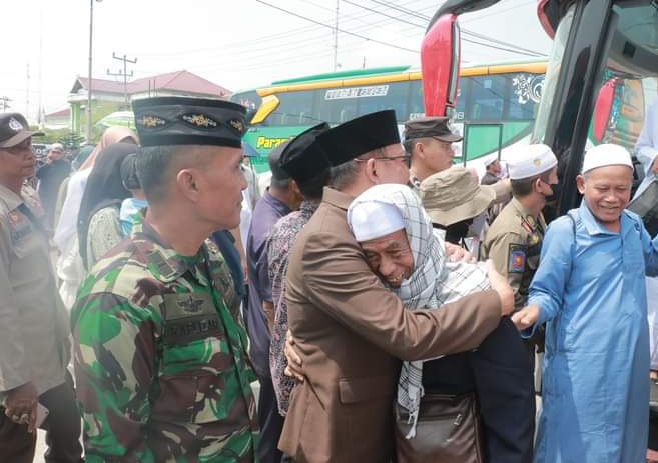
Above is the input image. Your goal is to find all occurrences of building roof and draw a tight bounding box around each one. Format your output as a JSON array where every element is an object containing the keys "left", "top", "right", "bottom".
[
  {"left": 71, "top": 70, "right": 231, "bottom": 98},
  {"left": 45, "top": 108, "right": 71, "bottom": 118}
]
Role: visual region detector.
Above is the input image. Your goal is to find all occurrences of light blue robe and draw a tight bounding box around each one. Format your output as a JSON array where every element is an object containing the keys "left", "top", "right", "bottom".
[{"left": 528, "top": 201, "right": 658, "bottom": 463}]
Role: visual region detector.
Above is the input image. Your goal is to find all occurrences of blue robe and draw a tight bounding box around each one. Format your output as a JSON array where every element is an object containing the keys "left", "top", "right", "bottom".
[{"left": 527, "top": 201, "right": 658, "bottom": 463}]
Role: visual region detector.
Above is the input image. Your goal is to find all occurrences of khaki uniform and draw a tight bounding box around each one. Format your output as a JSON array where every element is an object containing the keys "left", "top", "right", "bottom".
[
  {"left": 0, "top": 183, "right": 69, "bottom": 398},
  {"left": 481, "top": 197, "right": 546, "bottom": 310}
]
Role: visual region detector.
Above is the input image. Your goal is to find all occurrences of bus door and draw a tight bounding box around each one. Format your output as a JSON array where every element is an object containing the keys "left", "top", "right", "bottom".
[{"left": 460, "top": 122, "right": 504, "bottom": 170}]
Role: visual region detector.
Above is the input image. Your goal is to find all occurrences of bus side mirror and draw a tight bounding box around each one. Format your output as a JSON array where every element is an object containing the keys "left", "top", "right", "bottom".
[{"left": 421, "top": 13, "right": 460, "bottom": 117}]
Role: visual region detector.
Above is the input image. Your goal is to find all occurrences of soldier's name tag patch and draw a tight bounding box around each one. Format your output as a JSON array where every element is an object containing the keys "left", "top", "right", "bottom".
[
  {"left": 162, "top": 292, "right": 221, "bottom": 345},
  {"left": 508, "top": 244, "right": 527, "bottom": 274}
]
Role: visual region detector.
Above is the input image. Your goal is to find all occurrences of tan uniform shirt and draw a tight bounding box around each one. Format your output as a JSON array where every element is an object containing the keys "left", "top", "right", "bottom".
[
  {"left": 0, "top": 183, "right": 69, "bottom": 398},
  {"left": 481, "top": 197, "right": 546, "bottom": 310}
]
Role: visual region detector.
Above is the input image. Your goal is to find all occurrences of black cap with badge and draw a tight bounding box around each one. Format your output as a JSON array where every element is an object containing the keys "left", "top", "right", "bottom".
[
  {"left": 0, "top": 113, "right": 44, "bottom": 148},
  {"left": 132, "top": 96, "right": 247, "bottom": 148},
  {"left": 318, "top": 110, "right": 400, "bottom": 167},
  {"left": 278, "top": 122, "right": 331, "bottom": 184}
]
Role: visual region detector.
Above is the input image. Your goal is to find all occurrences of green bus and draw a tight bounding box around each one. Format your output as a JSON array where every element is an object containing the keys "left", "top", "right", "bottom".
[{"left": 230, "top": 59, "right": 547, "bottom": 175}]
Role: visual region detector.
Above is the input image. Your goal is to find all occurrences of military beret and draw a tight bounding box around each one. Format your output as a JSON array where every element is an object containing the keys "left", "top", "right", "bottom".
[
  {"left": 318, "top": 110, "right": 401, "bottom": 167},
  {"left": 132, "top": 96, "right": 247, "bottom": 148},
  {"left": 279, "top": 122, "right": 331, "bottom": 184},
  {"left": 403, "top": 116, "right": 462, "bottom": 142}
]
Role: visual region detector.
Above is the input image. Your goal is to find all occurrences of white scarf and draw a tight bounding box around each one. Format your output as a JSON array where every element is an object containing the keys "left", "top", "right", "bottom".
[{"left": 349, "top": 184, "right": 490, "bottom": 438}]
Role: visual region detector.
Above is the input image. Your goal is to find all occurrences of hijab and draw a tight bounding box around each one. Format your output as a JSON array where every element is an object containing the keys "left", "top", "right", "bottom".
[
  {"left": 79, "top": 126, "right": 137, "bottom": 171},
  {"left": 77, "top": 142, "right": 137, "bottom": 268},
  {"left": 53, "top": 127, "right": 137, "bottom": 251}
]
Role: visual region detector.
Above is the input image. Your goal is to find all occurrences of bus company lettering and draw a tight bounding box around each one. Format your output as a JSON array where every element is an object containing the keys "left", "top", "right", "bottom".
[
  {"left": 324, "top": 85, "right": 390, "bottom": 100},
  {"left": 256, "top": 136, "right": 292, "bottom": 149}
]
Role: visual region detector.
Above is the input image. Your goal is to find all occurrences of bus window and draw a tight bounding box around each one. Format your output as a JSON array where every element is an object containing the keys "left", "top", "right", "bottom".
[
  {"left": 267, "top": 90, "right": 316, "bottom": 126},
  {"left": 455, "top": 77, "right": 469, "bottom": 121},
  {"left": 229, "top": 90, "right": 261, "bottom": 123},
  {"left": 408, "top": 79, "right": 425, "bottom": 120},
  {"left": 357, "top": 81, "right": 411, "bottom": 121},
  {"left": 506, "top": 73, "right": 544, "bottom": 121},
  {"left": 312, "top": 88, "right": 359, "bottom": 124},
  {"left": 468, "top": 75, "right": 506, "bottom": 121}
]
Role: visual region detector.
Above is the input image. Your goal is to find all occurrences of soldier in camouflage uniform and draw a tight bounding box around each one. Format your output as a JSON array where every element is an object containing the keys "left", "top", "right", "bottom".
[
  {"left": 71, "top": 96, "right": 259, "bottom": 463},
  {"left": 481, "top": 144, "right": 559, "bottom": 366}
]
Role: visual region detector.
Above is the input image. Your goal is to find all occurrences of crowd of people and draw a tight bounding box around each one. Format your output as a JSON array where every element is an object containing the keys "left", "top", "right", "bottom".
[{"left": 0, "top": 93, "right": 657, "bottom": 463}]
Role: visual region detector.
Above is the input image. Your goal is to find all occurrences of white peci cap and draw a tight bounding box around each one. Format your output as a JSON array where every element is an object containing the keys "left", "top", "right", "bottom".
[
  {"left": 347, "top": 199, "right": 405, "bottom": 242},
  {"left": 581, "top": 143, "right": 633, "bottom": 174},
  {"left": 507, "top": 143, "right": 558, "bottom": 180}
]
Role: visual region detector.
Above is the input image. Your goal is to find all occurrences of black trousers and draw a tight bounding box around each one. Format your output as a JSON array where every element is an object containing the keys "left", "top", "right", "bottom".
[
  {"left": 257, "top": 374, "right": 285, "bottom": 463},
  {"left": 422, "top": 317, "right": 535, "bottom": 463},
  {"left": 0, "top": 373, "right": 83, "bottom": 463}
]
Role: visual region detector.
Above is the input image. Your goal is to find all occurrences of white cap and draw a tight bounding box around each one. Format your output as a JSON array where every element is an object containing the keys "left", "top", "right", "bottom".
[
  {"left": 347, "top": 200, "right": 405, "bottom": 242},
  {"left": 49, "top": 142, "right": 64, "bottom": 152},
  {"left": 507, "top": 144, "right": 558, "bottom": 180},
  {"left": 582, "top": 143, "right": 633, "bottom": 173}
]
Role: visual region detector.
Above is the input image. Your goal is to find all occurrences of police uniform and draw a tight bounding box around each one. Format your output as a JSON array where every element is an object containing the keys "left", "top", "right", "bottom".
[
  {"left": 480, "top": 197, "right": 547, "bottom": 308},
  {"left": 480, "top": 144, "right": 557, "bottom": 311},
  {"left": 0, "top": 113, "right": 82, "bottom": 463},
  {"left": 71, "top": 97, "right": 259, "bottom": 462}
]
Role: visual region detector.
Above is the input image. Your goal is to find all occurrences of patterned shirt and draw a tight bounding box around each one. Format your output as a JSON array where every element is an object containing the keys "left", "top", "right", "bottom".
[
  {"left": 266, "top": 200, "right": 318, "bottom": 415},
  {"left": 71, "top": 214, "right": 258, "bottom": 463}
]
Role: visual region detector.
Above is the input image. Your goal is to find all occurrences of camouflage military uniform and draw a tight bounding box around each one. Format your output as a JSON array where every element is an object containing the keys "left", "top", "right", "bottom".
[
  {"left": 71, "top": 214, "right": 259, "bottom": 463},
  {"left": 480, "top": 197, "right": 546, "bottom": 310}
]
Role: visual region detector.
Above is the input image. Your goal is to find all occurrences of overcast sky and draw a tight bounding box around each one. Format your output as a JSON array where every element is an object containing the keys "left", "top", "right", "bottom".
[{"left": 1, "top": 0, "right": 552, "bottom": 120}]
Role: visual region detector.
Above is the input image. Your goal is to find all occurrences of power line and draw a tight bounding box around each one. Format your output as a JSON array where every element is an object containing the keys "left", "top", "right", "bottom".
[
  {"left": 369, "top": 0, "right": 545, "bottom": 57},
  {"left": 254, "top": 0, "right": 419, "bottom": 54},
  {"left": 342, "top": 0, "right": 426, "bottom": 28}
]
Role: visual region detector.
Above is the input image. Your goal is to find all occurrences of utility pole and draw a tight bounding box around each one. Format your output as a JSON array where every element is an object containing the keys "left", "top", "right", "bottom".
[
  {"left": 108, "top": 52, "right": 137, "bottom": 109},
  {"left": 0, "top": 96, "right": 12, "bottom": 112},
  {"left": 333, "top": 0, "right": 340, "bottom": 71}
]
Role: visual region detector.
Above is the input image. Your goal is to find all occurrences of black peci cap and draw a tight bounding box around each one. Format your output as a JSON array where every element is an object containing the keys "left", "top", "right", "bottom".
[
  {"left": 318, "top": 110, "right": 401, "bottom": 166},
  {"left": 132, "top": 96, "right": 247, "bottom": 148},
  {"left": 279, "top": 122, "right": 331, "bottom": 184}
]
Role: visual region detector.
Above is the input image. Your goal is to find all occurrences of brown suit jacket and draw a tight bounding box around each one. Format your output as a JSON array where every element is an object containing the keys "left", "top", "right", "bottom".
[{"left": 278, "top": 187, "right": 502, "bottom": 463}]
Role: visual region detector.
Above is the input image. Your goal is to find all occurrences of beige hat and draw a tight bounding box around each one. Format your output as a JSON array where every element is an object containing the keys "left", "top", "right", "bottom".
[{"left": 420, "top": 166, "right": 496, "bottom": 226}]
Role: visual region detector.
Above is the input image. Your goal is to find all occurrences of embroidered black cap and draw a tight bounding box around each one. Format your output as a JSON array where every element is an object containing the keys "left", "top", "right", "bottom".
[
  {"left": 132, "top": 96, "right": 247, "bottom": 148},
  {"left": 279, "top": 122, "right": 331, "bottom": 184},
  {"left": 403, "top": 116, "right": 462, "bottom": 142},
  {"left": 0, "top": 112, "right": 44, "bottom": 148},
  {"left": 318, "top": 110, "right": 401, "bottom": 167}
]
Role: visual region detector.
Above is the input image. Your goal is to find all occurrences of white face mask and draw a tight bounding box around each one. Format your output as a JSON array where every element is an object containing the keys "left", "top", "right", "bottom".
[{"left": 467, "top": 212, "right": 488, "bottom": 238}]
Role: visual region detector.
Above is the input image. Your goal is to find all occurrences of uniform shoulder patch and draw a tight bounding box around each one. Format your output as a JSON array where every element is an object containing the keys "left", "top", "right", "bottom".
[{"left": 508, "top": 244, "right": 527, "bottom": 273}]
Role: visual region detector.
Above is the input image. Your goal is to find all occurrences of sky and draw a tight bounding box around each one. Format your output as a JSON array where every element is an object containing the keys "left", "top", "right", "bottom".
[{"left": 0, "top": 0, "right": 552, "bottom": 121}]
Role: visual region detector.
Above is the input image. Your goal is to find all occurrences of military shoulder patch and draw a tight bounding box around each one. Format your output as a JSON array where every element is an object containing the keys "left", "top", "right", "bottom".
[{"left": 508, "top": 244, "right": 527, "bottom": 273}]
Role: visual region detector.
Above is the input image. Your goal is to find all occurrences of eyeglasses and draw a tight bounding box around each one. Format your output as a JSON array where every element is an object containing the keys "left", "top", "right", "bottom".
[
  {"left": 355, "top": 151, "right": 411, "bottom": 168},
  {"left": 2, "top": 139, "right": 33, "bottom": 156}
]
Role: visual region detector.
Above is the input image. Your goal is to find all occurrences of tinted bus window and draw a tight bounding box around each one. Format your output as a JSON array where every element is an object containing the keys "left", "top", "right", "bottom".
[
  {"left": 408, "top": 79, "right": 425, "bottom": 119},
  {"left": 506, "top": 73, "right": 544, "bottom": 121},
  {"left": 312, "top": 88, "right": 359, "bottom": 124},
  {"left": 267, "top": 90, "right": 316, "bottom": 126},
  {"left": 469, "top": 76, "right": 506, "bottom": 121},
  {"left": 455, "top": 77, "right": 469, "bottom": 120},
  {"left": 357, "top": 81, "right": 410, "bottom": 120}
]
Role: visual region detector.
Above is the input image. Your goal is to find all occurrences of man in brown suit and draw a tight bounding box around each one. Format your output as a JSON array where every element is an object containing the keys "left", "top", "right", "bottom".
[{"left": 278, "top": 110, "right": 514, "bottom": 463}]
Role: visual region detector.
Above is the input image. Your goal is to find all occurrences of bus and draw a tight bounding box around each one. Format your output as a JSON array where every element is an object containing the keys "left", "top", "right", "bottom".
[
  {"left": 230, "top": 60, "right": 548, "bottom": 174},
  {"left": 422, "top": 0, "right": 658, "bottom": 214}
]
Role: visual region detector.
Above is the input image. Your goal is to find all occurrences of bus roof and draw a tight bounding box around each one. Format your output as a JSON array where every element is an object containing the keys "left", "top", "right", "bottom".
[{"left": 271, "top": 65, "right": 414, "bottom": 85}]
